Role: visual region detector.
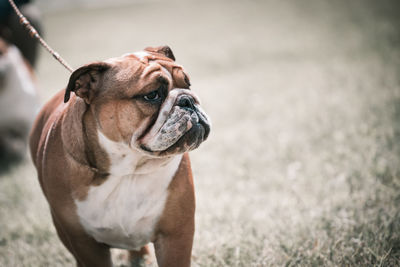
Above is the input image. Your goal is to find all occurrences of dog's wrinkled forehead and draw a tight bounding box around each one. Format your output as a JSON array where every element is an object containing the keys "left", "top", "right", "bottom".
[{"left": 109, "top": 47, "right": 191, "bottom": 89}]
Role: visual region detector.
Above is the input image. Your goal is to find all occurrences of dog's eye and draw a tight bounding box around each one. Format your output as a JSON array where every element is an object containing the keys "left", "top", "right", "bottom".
[{"left": 143, "top": 90, "right": 161, "bottom": 102}]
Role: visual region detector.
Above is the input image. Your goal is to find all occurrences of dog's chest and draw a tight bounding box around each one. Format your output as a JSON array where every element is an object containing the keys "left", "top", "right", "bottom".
[{"left": 74, "top": 132, "right": 181, "bottom": 250}]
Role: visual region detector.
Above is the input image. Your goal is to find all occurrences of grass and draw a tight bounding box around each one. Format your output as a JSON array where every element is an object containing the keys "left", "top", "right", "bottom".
[{"left": 1, "top": 0, "right": 400, "bottom": 266}]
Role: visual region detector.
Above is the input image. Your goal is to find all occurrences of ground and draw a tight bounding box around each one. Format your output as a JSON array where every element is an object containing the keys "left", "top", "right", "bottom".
[{"left": 0, "top": 0, "right": 400, "bottom": 266}]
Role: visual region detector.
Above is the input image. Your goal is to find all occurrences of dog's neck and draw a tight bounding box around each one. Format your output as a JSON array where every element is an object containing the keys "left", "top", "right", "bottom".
[{"left": 61, "top": 96, "right": 178, "bottom": 177}]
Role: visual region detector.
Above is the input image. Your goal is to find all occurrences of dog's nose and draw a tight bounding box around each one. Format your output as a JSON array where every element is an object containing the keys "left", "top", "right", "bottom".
[{"left": 177, "top": 95, "right": 195, "bottom": 110}]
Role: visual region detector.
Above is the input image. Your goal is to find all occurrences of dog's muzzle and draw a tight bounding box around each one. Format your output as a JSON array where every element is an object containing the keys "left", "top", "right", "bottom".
[
  {"left": 175, "top": 94, "right": 210, "bottom": 142},
  {"left": 139, "top": 90, "right": 211, "bottom": 154}
]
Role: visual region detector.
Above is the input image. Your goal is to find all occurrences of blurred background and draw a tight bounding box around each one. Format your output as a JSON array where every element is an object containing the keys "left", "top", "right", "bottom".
[{"left": 0, "top": 0, "right": 399, "bottom": 266}]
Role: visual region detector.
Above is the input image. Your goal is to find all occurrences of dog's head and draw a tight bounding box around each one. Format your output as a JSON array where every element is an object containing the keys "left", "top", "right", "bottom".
[{"left": 64, "top": 46, "right": 210, "bottom": 157}]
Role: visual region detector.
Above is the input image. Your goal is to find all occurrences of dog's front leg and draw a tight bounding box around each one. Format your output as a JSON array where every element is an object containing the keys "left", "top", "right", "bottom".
[
  {"left": 154, "top": 232, "right": 194, "bottom": 267},
  {"left": 51, "top": 212, "right": 112, "bottom": 267}
]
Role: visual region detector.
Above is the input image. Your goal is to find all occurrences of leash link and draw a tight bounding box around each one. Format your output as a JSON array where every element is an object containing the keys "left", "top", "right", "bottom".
[{"left": 8, "top": 0, "right": 74, "bottom": 73}]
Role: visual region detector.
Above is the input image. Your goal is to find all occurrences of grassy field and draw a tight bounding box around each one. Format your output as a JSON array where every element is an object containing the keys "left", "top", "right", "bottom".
[{"left": 1, "top": 0, "right": 400, "bottom": 266}]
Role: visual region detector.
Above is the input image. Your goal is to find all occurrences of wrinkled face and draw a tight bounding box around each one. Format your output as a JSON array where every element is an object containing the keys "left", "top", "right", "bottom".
[{"left": 65, "top": 46, "right": 210, "bottom": 157}]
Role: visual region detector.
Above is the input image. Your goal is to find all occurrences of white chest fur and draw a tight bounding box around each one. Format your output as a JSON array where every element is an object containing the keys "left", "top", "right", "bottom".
[{"left": 74, "top": 131, "right": 182, "bottom": 250}]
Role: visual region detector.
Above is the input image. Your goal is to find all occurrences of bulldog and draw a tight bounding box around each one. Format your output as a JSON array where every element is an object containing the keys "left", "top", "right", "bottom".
[{"left": 29, "top": 46, "right": 210, "bottom": 267}]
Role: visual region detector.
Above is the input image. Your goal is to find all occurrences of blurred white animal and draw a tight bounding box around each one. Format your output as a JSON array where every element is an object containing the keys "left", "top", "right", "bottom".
[{"left": 0, "top": 38, "right": 39, "bottom": 165}]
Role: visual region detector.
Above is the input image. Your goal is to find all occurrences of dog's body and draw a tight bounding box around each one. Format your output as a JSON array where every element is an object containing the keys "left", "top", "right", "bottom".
[{"left": 29, "top": 46, "right": 210, "bottom": 267}]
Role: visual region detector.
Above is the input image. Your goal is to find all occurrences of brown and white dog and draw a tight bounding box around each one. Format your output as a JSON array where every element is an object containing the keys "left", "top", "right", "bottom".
[{"left": 29, "top": 46, "right": 210, "bottom": 267}]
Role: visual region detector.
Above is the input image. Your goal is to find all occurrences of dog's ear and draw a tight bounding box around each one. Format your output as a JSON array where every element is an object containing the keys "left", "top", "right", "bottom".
[
  {"left": 144, "top": 45, "right": 175, "bottom": 61},
  {"left": 64, "top": 62, "right": 111, "bottom": 104}
]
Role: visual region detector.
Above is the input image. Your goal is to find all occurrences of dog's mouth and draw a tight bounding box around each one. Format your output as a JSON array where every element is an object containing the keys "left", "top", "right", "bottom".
[
  {"left": 159, "top": 107, "right": 210, "bottom": 155},
  {"left": 138, "top": 102, "right": 210, "bottom": 156}
]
